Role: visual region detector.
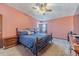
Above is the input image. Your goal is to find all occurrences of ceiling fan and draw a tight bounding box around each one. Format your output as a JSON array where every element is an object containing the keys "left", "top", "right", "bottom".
[{"left": 32, "top": 3, "right": 52, "bottom": 15}]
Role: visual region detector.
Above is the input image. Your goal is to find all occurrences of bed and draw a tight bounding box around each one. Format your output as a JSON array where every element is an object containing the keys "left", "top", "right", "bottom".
[{"left": 16, "top": 28, "right": 52, "bottom": 56}]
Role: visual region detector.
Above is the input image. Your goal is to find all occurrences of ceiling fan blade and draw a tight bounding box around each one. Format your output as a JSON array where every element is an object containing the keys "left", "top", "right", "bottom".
[
  {"left": 32, "top": 7, "right": 37, "bottom": 9},
  {"left": 44, "top": 3, "right": 47, "bottom": 7},
  {"left": 47, "top": 9, "right": 52, "bottom": 12}
]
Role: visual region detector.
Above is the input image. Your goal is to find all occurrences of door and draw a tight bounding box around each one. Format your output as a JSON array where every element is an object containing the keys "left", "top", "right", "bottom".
[
  {"left": 39, "top": 24, "right": 43, "bottom": 33},
  {"left": 37, "top": 22, "right": 47, "bottom": 33},
  {"left": 0, "top": 15, "right": 3, "bottom": 48}
]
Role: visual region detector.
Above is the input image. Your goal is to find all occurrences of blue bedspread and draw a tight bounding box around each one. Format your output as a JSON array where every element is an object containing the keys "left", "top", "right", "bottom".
[{"left": 19, "top": 33, "right": 47, "bottom": 48}]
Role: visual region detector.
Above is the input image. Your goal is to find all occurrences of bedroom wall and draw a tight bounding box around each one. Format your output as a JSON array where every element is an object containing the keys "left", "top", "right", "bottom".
[
  {"left": 47, "top": 16, "right": 73, "bottom": 39},
  {"left": 1, "top": 3, "right": 78, "bottom": 40},
  {"left": 73, "top": 15, "right": 79, "bottom": 34},
  {"left": 73, "top": 6, "right": 79, "bottom": 34},
  {"left": 0, "top": 4, "right": 36, "bottom": 39}
]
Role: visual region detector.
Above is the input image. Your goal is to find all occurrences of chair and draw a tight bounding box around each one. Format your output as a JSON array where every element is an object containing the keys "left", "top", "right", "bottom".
[{"left": 69, "top": 34, "right": 79, "bottom": 56}]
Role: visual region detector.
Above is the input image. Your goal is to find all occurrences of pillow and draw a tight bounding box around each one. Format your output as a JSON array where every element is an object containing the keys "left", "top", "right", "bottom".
[
  {"left": 31, "top": 31, "right": 35, "bottom": 34},
  {"left": 28, "top": 30, "right": 32, "bottom": 35},
  {"left": 28, "top": 31, "right": 35, "bottom": 35},
  {"left": 18, "top": 28, "right": 35, "bottom": 35}
]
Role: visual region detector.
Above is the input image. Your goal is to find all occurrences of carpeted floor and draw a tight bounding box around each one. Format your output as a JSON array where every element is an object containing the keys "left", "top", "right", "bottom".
[
  {"left": 0, "top": 38, "right": 71, "bottom": 56},
  {"left": 39, "top": 44, "right": 65, "bottom": 56}
]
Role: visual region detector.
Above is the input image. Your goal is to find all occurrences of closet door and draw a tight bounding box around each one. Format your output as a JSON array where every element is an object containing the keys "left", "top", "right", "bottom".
[{"left": 0, "top": 15, "right": 3, "bottom": 48}]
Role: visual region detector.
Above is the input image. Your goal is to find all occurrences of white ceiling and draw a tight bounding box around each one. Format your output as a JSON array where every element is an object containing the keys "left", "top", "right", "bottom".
[{"left": 6, "top": 3, "right": 79, "bottom": 21}]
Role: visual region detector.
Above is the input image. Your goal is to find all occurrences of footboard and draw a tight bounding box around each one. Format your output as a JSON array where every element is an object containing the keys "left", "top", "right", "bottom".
[{"left": 33, "top": 34, "right": 52, "bottom": 56}]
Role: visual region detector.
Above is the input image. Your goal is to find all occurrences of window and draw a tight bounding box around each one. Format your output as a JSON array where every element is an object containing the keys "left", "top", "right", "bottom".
[{"left": 36, "top": 21, "right": 47, "bottom": 33}]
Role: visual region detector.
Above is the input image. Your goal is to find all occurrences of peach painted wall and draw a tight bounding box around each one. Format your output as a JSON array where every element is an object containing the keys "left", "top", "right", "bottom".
[
  {"left": 48, "top": 16, "right": 73, "bottom": 39},
  {"left": 73, "top": 15, "right": 79, "bottom": 34},
  {"left": 0, "top": 3, "right": 78, "bottom": 40},
  {"left": 0, "top": 4, "right": 36, "bottom": 38},
  {"left": 73, "top": 6, "right": 79, "bottom": 34}
]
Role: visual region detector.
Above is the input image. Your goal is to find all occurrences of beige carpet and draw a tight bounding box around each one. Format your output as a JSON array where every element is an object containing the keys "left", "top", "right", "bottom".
[
  {"left": 39, "top": 44, "right": 65, "bottom": 56},
  {"left": 0, "top": 44, "right": 66, "bottom": 56}
]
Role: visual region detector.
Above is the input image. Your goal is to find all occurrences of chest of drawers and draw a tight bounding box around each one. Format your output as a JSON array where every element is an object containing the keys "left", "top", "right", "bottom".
[{"left": 3, "top": 36, "right": 17, "bottom": 48}]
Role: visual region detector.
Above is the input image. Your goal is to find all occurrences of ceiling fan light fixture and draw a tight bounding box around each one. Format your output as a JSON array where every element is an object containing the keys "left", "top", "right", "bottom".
[{"left": 32, "top": 3, "right": 53, "bottom": 15}]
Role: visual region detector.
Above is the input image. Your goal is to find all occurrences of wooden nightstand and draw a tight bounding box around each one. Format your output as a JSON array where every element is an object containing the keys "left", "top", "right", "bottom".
[{"left": 3, "top": 36, "right": 17, "bottom": 49}]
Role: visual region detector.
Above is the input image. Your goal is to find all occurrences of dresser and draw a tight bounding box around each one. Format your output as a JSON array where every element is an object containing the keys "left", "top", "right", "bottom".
[{"left": 3, "top": 36, "right": 18, "bottom": 48}]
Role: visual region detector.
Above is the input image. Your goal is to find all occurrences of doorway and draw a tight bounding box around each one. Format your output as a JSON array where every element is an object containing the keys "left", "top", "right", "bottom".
[
  {"left": 0, "top": 15, "right": 3, "bottom": 48},
  {"left": 37, "top": 21, "right": 47, "bottom": 33}
]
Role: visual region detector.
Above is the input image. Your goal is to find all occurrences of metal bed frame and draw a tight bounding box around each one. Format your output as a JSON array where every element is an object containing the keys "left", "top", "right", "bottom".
[{"left": 16, "top": 28, "right": 52, "bottom": 56}]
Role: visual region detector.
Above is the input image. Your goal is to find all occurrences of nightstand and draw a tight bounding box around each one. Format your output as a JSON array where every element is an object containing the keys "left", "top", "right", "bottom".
[{"left": 3, "top": 36, "right": 17, "bottom": 49}]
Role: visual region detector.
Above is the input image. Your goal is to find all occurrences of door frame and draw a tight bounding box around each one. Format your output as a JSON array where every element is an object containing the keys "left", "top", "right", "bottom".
[{"left": 0, "top": 15, "right": 3, "bottom": 48}]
